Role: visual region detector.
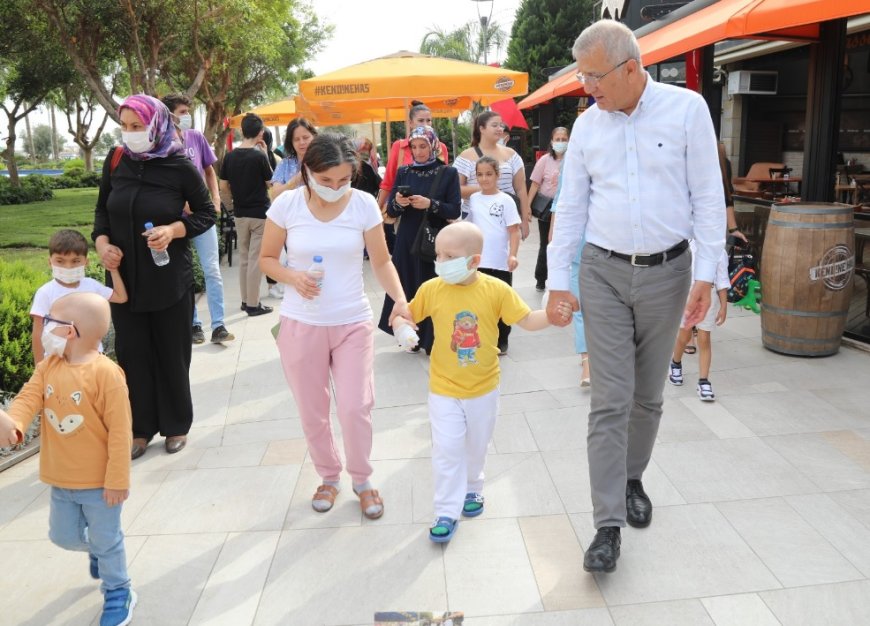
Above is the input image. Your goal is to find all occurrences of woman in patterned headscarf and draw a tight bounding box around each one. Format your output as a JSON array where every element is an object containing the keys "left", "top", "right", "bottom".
[
  {"left": 93, "top": 94, "right": 216, "bottom": 460},
  {"left": 376, "top": 125, "right": 461, "bottom": 354}
]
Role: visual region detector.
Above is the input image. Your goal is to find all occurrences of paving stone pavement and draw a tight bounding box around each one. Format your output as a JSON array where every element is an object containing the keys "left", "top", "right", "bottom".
[{"left": 2, "top": 225, "right": 870, "bottom": 626}]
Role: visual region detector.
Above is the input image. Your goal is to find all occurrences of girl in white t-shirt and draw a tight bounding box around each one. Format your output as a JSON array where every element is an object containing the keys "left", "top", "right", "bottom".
[
  {"left": 465, "top": 156, "right": 521, "bottom": 354},
  {"left": 260, "top": 133, "right": 411, "bottom": 520}
]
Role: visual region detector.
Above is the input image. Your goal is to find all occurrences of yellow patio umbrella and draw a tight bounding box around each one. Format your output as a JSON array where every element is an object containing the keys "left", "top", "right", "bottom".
[
  {"left": 297, "top": 96, "right": 473, "bottom": 126},
  {"left": 230, "top": 95, "right": 470, "bottom": 128},
  {"left": 228, "top": 99, "right": 297, "bottom": 129},
  {"left": 298, "top": 50, "right": 528, "bottom": 108}
]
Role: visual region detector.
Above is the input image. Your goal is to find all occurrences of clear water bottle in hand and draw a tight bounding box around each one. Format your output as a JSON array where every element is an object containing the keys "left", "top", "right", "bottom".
[
  {"left": 304, "top": 255, "right": 324, "bottom": 311},
  {"left": 144, "top": 222, "right": 169, "bottom": 266},
  {"left": 395, "top": 323, "right": 420, "bottom": 350}
]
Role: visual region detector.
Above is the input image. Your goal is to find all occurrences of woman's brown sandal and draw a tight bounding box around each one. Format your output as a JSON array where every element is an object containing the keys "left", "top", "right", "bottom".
[
  {"left": 356, "top": 489, "right": 384, "bottom": 519},
  {"left": 312, "top": 484, "right": 339, "bottom": 513}
]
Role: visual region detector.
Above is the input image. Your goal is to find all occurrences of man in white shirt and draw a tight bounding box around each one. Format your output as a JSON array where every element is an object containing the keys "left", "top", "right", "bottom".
[{"left": 546, "top": 20, "right": 725, "bottom": 573}]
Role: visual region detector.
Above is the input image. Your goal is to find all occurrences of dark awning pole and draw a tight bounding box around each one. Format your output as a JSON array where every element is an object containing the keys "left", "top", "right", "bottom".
[{"left": 802, "top": 18, "right": 847, "bottom": 203}]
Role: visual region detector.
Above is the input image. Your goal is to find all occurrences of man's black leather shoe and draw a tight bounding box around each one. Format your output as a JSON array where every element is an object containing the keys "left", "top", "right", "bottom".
[
  {"left": 583, "top": 526, "right": 621, "bottom": 573},
  {"left": 626, "top": 479, "right": 652, "bottom": 528}
]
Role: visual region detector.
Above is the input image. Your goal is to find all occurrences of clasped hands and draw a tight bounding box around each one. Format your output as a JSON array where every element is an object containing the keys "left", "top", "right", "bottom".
[{"left": 546, "top": 291, "right": 580, "bottom": 326}]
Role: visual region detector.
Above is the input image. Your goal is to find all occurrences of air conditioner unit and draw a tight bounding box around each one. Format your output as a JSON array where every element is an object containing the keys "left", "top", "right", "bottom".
[{"left": 728, "top": 70, "right": 778, "bottom": 95}]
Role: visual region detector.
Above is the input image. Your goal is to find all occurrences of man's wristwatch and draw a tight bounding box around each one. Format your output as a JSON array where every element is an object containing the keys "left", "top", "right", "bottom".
[{"left": 728, "top": 227, "right": 739, "bottom": 233}]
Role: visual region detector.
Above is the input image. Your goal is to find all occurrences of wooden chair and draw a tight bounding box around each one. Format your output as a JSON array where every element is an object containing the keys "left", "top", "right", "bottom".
[{"left": 732, "top": 162, "right": 785, "bottom": 198}]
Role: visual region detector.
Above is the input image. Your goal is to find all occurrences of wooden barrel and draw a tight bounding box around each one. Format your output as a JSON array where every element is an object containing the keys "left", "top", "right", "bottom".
[{"left": 761, "top": 202, "right": 855, "bottom": 356}]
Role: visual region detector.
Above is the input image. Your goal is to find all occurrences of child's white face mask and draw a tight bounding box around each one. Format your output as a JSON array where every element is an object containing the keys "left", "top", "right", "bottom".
[
  {"left": 41, "top": 322, "right": 68, "bottom": 358},
  {"left": 435, "top": 256, "right": 474, "bottom": 284},
  {"left": 52, "top": 265, "right": 86, "bottom": 284}
]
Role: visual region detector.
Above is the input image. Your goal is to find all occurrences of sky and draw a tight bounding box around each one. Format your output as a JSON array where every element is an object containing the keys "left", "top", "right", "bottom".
[
  {"left": 308, "top": 0, "right": 524, "bottom": 75},
  {"left": 15, "top": 0, "right": 525, "bottom": 151}
]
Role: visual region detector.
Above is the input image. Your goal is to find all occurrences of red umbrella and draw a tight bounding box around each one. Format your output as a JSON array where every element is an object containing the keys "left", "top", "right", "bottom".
[{"left": 489, "top": 98, "right": 529, "bottom": 130}]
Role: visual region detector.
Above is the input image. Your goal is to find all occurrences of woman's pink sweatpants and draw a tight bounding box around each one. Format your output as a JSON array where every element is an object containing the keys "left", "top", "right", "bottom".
[{"left": 276, "top": 317, "right": 375, "bottom": 484}]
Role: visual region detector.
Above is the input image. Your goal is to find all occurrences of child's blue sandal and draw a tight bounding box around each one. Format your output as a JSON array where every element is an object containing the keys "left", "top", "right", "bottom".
[
  {"left": 429, "top": 517, "right": 458, "bottom": 543},
  {"left": 462, "top": 492, "right": 484, "bottom": 517}
]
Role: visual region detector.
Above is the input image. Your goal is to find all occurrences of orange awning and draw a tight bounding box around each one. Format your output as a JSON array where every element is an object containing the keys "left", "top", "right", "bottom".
[
  {"left": 517, "top": 71, "right": 586, "bottom": 111},
  {"left": 519, "top": 0, "right": 868, "bottom": 110},
  {"left": 638, "top": 0, "right": 868, "bottom": 67}
]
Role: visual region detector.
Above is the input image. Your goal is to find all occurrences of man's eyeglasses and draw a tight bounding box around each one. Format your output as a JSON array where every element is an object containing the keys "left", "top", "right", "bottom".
[
  {"left": 576, "top": 59, "right": 631, "bottom": 87},
  {"left": 43, "top": 315, "right": 80, "bottom": 337}
]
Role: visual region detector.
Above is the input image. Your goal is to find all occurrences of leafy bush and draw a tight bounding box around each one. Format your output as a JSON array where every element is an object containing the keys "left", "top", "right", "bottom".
[
  {"left": 0, "top": 175, "right": 55, "bottom": 205},
  {"left": 191, "top": 245, "right": 205, "bottom": 293},
  {"left": 63, "top": 158, "right": 86, "bottom": 173},
  {"left": 0, "top": 259, "right": 43, "bottom": 394},
  {"left": 52, "top": 168, "right": 102, "bottom": 189},
  {"left": 0, "top": 254, "right": 117, "bottom": 394}
]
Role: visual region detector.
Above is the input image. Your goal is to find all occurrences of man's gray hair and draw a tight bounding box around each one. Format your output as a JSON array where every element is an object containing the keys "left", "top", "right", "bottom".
[{"left": 572, "top": 19, "right": 641, "bottom": 65}]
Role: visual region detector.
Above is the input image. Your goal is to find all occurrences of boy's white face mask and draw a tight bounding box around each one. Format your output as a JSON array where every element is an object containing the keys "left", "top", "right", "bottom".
[
  {"left": 435, "top": 256, "right": 474, "bottom": 284},
  {"left": 41, "top": 322, "right": 68, "bottom": 358},
  {"left": 52, "top": 265, "right": 86, "bottom": 284}
]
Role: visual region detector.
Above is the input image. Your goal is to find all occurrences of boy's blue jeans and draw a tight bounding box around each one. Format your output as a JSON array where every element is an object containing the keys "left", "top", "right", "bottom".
[
  {"left": 49, "top": 487, "right": 130, "bottom": 593},
  {"left": 191, "top": 224, "right": 226, "bottom": 330}
]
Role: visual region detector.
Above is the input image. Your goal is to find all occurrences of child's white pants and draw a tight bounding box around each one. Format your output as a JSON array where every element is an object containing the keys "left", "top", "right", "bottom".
[{"left": 428, "top": 388, "right": 499, "bottom": 519}]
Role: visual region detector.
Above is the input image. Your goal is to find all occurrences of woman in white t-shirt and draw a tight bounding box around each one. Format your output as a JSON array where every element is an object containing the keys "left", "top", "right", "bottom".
[
  {"left": 453, "top": 111, "right": 530, "bottom": 239},
  {"left": 465, "top": 156, "right": 521, "bottom": 354},
  {"left": 260, "top": 133, "right": 411, "bottom": 520}
]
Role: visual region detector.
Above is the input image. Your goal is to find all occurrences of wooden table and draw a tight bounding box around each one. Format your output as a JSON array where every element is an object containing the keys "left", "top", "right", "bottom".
[{"left": 744, "top": 176, "right": 803, "bottom": 198}]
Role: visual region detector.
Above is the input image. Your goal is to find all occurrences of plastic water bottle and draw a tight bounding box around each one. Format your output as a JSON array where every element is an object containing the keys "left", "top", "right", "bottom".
[
  {"left": 144, "top": 222, "right": 169, "bottom": 266},
  {"left": 304, "top": 255, "right": 324, "bottom": 311},
  {"left": 395, "top": 324, "right": 420, "bottom": 350}
]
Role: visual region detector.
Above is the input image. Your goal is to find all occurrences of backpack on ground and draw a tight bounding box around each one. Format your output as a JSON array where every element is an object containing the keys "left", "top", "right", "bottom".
[{"left": 727, "top": 243, "right": 757, "bottom": 303}]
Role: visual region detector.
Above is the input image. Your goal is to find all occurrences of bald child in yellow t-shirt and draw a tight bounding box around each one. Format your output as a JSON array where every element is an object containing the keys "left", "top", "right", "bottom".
[
  {"left": 393, "top": 222, "right": 572, "bottom": 543},
  {"left": 0, "top": 292, "right": 137, "bottom": 625}
]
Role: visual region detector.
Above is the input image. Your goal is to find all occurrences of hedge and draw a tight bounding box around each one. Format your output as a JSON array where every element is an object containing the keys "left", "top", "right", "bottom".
[
  {"left": 0, "top": 253, "right": 118, "bottom": 395},
  {"left": 0, "top": 175, "right": 54, "bottom": 205},
  {"left": 0, "top": 259, "right": 45, "bottom": 394}
]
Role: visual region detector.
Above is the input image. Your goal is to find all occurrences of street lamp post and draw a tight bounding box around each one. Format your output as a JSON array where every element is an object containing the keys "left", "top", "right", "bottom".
[{"left": 470, "top": 0, "right": 494, "bottom": 65}]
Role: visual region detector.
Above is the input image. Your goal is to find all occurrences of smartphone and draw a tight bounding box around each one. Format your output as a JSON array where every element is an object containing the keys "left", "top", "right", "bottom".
[{"left": 397, "top": 185, "right": 412, "bottom": 196}]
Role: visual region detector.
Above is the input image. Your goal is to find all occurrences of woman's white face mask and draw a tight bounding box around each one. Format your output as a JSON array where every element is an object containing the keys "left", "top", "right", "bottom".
[
  {"left": 307, "top": 168, "right": 351, "bottom": 203},
  {"left": 122, "top": 114, "right": 157, "bottom": 154},
  {"left": 122, "top": 130, "right": 155, "bottom": 154}
]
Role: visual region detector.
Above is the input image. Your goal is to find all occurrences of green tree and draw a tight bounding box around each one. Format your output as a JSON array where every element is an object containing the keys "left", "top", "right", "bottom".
[
  {"left": 31, "top": 124, "right": 67, "bottom": 161},
  {"left": 505, "top": 0, "right": 595, "bottom": 93},
  {"left": 164, "top": 0, "right": 330, "bottom": 163},
  {"left": 0, "top": 1, "right": 76, "bottom": 185},
  {"left": 59, "top": 76, "right": 115, "bottom": 171},
  {"left": 420, "top": 20, "right": 508, "bottom": 64},
  {"left": 38, "top": 0, "right": 330, "bottom": 164}
]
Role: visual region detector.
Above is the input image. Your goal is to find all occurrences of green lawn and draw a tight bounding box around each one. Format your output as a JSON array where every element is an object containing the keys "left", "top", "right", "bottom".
[
  {"left": 0, "top": 188, "right": 98, "bottom": 274},
  {"left": 0, "top": 188, "right": 99, "bottom": 248}
]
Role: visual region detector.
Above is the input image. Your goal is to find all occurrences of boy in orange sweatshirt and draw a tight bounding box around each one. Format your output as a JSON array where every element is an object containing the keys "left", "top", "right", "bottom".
[{"left": 1, "top": 292, "right": 136, "bottom": 626}]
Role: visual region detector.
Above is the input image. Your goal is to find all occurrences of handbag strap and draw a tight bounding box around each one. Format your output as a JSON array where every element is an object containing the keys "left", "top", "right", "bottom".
[
  {"left": 473, "top": 145, "right": 484, "bottom": 159},
  {"left": 428, "top": 165, "right": 446, "bottom": 198}
]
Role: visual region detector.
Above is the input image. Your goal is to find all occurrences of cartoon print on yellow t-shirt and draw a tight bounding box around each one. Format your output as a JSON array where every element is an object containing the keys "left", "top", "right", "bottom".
[{"left": 450, "top": 310, "right": 480, "bottom": 366}]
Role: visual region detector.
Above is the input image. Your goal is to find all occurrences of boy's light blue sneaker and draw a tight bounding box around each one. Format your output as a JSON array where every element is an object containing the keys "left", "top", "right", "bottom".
[
  {"left": 100, "top": 588, "right": 137, "bottom": 626},
  {"left": 89, "top": 554, "right": 99, "bottom": 580}
]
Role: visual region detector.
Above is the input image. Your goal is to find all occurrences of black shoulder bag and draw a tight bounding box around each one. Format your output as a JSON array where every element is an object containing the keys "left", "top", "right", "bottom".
[{"left": 410, "top": 166, "right": 447, "bottom": 263}]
